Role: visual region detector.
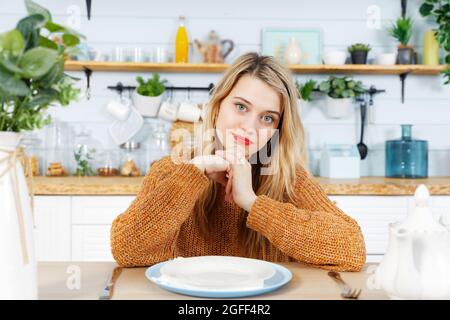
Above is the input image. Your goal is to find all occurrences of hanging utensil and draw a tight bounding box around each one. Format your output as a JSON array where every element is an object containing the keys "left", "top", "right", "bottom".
[{"left": 357, "top": 99, "right": 368, "bottom": 160}]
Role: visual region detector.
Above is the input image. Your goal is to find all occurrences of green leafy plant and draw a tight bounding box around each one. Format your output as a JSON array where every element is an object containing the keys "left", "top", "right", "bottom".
[
  {"left": 136, "top": 73, "right": 168, "bottom": 97},
  {"left": 73, "top": 145, "right": 95, "bottom": 176},
  {"left": 0, "top": 0, "right": 84, "bottom": 132},
  {"left": 388, "top": 16, "right": 414, "bottom": 46},
  {"left": 347, "top": 43, "right": 372, "bottom": 53},
  {"left": 318, "top": 76, "right": 366, "bottom": 99},
  {"left": 420, "top": 0, "right": 450, "bottom": 84},
  {"left": 295, "top": 79, "right": 317, "bottom": 102}
]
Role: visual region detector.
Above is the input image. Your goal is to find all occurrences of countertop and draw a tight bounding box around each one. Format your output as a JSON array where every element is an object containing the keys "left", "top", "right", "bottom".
[
  {"left": 38, "top": 262, "right": 388, "bottom": 300},
  {"left": 31, "top": 176, "right": 450, "bottom": 196}
]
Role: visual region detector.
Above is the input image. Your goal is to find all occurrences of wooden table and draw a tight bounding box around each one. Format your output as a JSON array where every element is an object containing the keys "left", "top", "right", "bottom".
[{"left": 38, "top": 262, "right": 389, "bottom": 300}]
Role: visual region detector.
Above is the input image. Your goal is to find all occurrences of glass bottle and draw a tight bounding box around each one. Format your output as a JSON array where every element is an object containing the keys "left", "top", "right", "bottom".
[
  {"left": 45, "top": 120, "right": 71, "bottom": 177},
  {"left": 96, "top": 150, "right": 119, "bottom": 177},
  {"left": 385, "top": 124, "right": 428, "bottom": 178},
  {"left": 175, "top": 16, "right": 189, "bottom": 63},
  {"left": 20, "top": 133, "right": 43, "bottom": 176},
  {"left": 120, "top": 142, "right": 143, "bottom": 177},
  {"left": 72, "top": 128, "right": 102, "bottom": 176}
]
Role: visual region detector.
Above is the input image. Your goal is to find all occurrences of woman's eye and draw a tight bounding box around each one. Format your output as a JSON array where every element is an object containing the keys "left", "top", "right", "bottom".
[
  {"left": 263, "top": 115, "right": 274, "bottom": 124},
  {"left": 235, "top": 103, "right": 247, "bottom": 111}
]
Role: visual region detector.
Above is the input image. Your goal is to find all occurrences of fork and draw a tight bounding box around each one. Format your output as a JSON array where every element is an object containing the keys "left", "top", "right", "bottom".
[{"left": 327, "top": 271, "right": 361, "bottom": 299}]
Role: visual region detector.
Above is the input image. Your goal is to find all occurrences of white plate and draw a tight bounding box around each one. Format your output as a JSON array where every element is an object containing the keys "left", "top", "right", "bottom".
[
  {"left": 160, "top": 256, "right": 276, "bottom": 291},
  {"left": 146, "top": 256, "right": 292, "bottom": 298}
]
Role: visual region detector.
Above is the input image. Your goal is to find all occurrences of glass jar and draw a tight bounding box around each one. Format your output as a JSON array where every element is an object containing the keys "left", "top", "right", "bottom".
[
  {"left": 20, "top": 133, "right": 43, "bottom": 176},
  {"left": 120, "top": 142, "right": 143, "bottom": 177},
  {"left": 96, "top": 150, "right": 119, "bottom": 177},
  {"left": 145, "top": 123, "right": 170, "bottom": 174},
  {"left": 45, "top": 120, "right": 71, "bottom": 177},
  {"left": 72, "top": 128, "right": 103, "bottom": 176},
  {"left": 385, "top": 124, "right": 428, "bottom": 178}
]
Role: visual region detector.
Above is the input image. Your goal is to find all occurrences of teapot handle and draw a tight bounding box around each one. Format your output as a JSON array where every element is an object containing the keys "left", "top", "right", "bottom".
[{"left": 221, "top": 39, "right": 234, "bottom": 59}]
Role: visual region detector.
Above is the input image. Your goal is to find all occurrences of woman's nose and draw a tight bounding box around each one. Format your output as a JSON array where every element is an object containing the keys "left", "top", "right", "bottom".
[{"left": 239, "top": 116, "right": 258, "bottom": 135}]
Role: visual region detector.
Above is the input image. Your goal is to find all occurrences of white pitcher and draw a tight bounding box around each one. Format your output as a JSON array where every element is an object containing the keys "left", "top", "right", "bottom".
[
  {"left": 0, "top": 131, "right": 37, "bottom": 299},
  {"left": 375, "top": 184, "right": 450, "bottom": 299}
]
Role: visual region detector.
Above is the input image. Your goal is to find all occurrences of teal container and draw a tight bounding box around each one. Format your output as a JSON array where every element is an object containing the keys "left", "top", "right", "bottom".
[{"left": 385, "top": 124, "right": 428, "bottom": 178}]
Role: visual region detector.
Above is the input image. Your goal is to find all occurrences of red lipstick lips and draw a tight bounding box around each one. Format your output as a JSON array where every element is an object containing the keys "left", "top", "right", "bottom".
[{"left": 232, "top": 133, "right": 253, "bottom": 146}]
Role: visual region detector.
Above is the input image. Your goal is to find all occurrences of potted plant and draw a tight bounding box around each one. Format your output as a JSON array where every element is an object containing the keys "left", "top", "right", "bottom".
[
  {"left": 0, "top": 0, "right": 82, "bottom": 299},
  {"left": 348, "top": 43, "right": 371, "bottom": 64},
  {"left": 296, "top": 79, "right": 317, "bottom": 102},
  {"left": 133, "top": 74, "right": 168, "bottom": 117},
  {"left": 388, "top": 16, "right": 415, "bottom": 64},
  {"left": 318, "top": 76, "right": 366, "bottom": 118},
  {"left": 420, "top": 0, "right": 450, "bottom": 84}
]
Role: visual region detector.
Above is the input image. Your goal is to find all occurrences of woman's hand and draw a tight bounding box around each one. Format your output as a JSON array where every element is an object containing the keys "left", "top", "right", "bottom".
[
  {"left": 189, "top": 155, "right": 231, "bottom": 187},
  {"left": 215, "top": 148, "right": 257, "bottom": 212}
]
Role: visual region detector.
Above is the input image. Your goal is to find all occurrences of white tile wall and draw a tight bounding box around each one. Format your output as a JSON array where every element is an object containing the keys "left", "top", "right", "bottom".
[{"left": 1, "top": 0, "right": 449, "bottom": 175}]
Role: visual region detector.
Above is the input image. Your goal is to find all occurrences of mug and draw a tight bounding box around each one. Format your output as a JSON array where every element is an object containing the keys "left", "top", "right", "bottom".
[
  {"left": 105, "top": 99, "right": 131, "bottom": 121},
  {"left": 177, "top": 102, "right": 202, "bottom": 122},
  {"left": 158, "top": 100, "right": 179, "bottom": 121}
]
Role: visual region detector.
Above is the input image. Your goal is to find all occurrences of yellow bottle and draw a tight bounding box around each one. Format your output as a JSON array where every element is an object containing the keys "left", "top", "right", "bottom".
[
  {"left": 175, "top": 16, "right": 189, "bottom": 63},
  {"left": 423, "top": 30, "right": 439, "bottom": 65}
]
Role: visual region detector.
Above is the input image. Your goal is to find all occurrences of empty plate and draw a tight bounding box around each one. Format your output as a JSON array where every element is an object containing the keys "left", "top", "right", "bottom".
[{"left": 146, "top": 256, "right": 292, "bottom": 298}]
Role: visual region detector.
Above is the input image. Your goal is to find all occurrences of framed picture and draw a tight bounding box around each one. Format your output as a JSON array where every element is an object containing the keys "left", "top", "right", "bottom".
[{"left": 261, "top": 28, "right": 323, "bottom": 64}]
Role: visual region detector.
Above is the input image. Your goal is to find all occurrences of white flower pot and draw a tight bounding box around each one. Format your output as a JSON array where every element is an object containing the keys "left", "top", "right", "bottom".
[
  {"left": 325, "top": 96, "right": 353, "bottom": 119},
  {"left": 0, "top": 131, "right": 37, "bottom": 299},
  {"left": 132, "top": 90, "right": 163, "bottom": 117}
]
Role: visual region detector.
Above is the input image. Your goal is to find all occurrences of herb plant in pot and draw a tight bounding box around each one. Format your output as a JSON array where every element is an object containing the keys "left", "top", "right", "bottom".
[
  {"left": 133, "top": 74, "right": 168, "bottom": 117},
  {"left": 348, "top": 43, "right": 371, "bottom": 64},
  {"left": 295, "top": 79, "right": 317, "bottom": 117},
  {"left": 389, "top": 16, "right": 415, "bottom": 64},
  {"left": 319, "top": 76, "right": 366, "bottom": 119},
  {"left": 0, "top": 0, "right": 82, "bottom": 299}
]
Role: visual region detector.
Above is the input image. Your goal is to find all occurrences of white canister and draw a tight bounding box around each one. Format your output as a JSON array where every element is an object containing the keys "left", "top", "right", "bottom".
[
  {"left": 376, "top": 53, "right": 397, "bottom": 65},
  {"left": 323, "top": 51, "right": 347, "bottom": 65}
]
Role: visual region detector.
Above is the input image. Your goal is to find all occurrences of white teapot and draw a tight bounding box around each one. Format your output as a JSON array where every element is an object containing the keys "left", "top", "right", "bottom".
[{"left": 374, "top": 184, "right": 450, "bottom": 299}]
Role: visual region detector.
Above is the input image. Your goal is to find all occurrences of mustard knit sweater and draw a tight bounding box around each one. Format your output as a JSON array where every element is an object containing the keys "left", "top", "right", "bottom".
[{"left": 110, "top": 156, "right": 366, "bottom": 272}]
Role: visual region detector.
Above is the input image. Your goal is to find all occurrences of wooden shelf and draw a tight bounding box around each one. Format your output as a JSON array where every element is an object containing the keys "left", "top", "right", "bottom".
[{"left": 64, "top": 60, "right": 448, "bottom": 75}]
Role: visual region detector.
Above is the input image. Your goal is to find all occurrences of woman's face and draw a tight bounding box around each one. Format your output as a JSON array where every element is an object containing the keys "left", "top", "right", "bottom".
[{"left": 215, "top": 74, "right": 282, "bottom": 159}]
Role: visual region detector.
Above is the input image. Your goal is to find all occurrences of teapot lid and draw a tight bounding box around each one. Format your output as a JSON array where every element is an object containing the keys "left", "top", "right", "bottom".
[{"left": 399, "top": 184, "right": 446, "bottom": 231}]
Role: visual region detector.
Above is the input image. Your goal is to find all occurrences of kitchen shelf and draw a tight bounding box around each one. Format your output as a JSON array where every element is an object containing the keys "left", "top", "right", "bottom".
[{"left": 64, "top": 61, "right": 448, "bottom": 75}]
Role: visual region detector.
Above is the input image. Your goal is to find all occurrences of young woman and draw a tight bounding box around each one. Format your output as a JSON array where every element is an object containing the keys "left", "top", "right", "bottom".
[{"left": 111, "top": 52, "right": 366, "bottom": 272}]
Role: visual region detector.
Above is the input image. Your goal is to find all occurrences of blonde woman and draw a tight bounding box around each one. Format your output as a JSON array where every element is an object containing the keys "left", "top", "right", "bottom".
[{"left": 111, "top": 52, "right": 366, "bottom": 272}]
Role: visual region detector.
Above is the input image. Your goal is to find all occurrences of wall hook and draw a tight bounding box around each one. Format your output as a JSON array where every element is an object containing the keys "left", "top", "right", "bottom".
[
  {"left": 399, "top": 72, "right": 410, "bottom": 104},
  {"left": 86, "top": 0, "right": 92, "bottom": 20},
  {"left": 83, "top": 67, "right": 92, "bottom": 100}
]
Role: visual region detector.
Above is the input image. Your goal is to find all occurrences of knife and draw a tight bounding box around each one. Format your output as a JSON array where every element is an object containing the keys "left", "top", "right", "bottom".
[{"left": 99, "top": 266, "right": 122, "bottom": 300}]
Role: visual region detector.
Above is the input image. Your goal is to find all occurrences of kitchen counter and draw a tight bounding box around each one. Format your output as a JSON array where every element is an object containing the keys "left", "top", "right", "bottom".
[
  {"left": 38, "top": 262, "right": 388, "bottom": 300},
  {"left": 31, "top": 176, "right": 450, "bottom": 195}
]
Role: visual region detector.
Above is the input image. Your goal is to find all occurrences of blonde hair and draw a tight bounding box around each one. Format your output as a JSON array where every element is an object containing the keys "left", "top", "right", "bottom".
[{"left": 192, "top": 52, "right": 308, "bottom": 260}]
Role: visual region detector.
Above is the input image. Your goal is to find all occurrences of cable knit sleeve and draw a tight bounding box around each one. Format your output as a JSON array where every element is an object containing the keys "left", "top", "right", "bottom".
[
  {"left": 246, "top": 165, "right": 366, "bottom": 272},
  {"left": 110, "top": 156, "right": 209, "bottom": 267}
]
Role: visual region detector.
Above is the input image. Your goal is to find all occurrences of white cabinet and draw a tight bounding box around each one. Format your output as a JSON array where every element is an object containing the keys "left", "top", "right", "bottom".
[
  {"left": 34, "top": 195, "right": 450, "bottom": 263},
  {"left": 34, "top": 196, "right": 71, "bottom": 261},
  {"left": 71, "top": 196, "right": 135, "bottom": 261},
  {"left": 329, "top": 196, "right": 410, "bottom": 263},
  {"left": 34, "top": 195, "right": 134, "bottom": 262}
]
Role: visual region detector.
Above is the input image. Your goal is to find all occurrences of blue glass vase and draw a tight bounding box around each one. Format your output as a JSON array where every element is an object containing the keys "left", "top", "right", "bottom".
[{"left": 385, "top": 124, "right": 428, "bottom": 178}]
